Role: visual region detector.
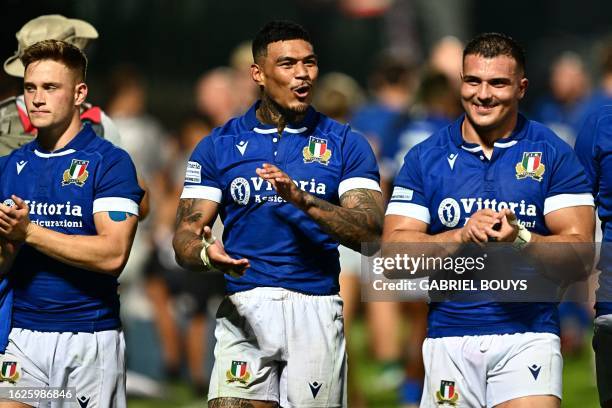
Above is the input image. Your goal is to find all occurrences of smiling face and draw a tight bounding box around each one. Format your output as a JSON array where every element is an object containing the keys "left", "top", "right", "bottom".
[
  {"left": 251, "top": 39, "right": 318, "bottom": 114},
  {"left": 460, "top": 53, "right": 528, "bottom": 138},
  {"left": 23, "top": 58, "right": 86, "bottom": 132}
]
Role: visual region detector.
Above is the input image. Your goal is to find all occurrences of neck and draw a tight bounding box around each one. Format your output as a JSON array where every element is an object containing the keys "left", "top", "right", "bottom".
[
  {"left": 256, "top": 94, "right": 307, "bottom": 135},
  {"left": 461, "top": 115, "right": 517, "bottom": 158},
  {"left": 37, "top": 114, "right": 82, "bottom": 152}
]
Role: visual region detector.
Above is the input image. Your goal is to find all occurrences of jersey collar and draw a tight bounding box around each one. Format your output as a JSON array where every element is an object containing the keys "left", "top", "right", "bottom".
[
  {"left": 30, "top": 123, "right": 96, "bottom": 157},
  {"left": 450, "top": 113, "right": 528, "bottom": 151},
  {"left": 241, "top": 100, "right": 318, "bottom": 135}
]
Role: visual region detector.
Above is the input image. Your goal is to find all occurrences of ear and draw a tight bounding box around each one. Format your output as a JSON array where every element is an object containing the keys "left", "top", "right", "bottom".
[
  {"left": 251, "top": 63, "right": 264, "bottom": 87},
  {"left": 517, "top": 77, "right": 528, "bottom": 100},
  {"left": 74, "top": 82, "right": 88, "bottom": 106}
]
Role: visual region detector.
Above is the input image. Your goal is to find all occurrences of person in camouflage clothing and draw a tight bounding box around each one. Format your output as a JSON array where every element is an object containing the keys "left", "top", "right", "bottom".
[{"left": 0, "top": 14, "right": 121, "bottom": 156}]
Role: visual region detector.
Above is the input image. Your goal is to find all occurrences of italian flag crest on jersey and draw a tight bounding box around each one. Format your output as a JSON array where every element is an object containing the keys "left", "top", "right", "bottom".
[
  {"left": 515, "top": 152, "right": 545, "bottom": 182},
  {"left": 435, "top": 379, "right": 459, "bottom": 405},
  {"left": 303, "top": 136, "right": 332, "bottom": 165},
  {"left": 62, "top": 159, "right": 90, "bottom": 187},
  {"left": 226, "top": 360, "right": 251, "bottom": 384},
  {"left": 0, "top": 361, "right": 20, "bottom": 384}
]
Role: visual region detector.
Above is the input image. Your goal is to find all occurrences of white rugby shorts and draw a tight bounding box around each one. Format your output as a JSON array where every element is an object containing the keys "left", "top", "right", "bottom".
[
  {"left": 208, "top": 287, "right": 347, "bottom": 407},
  {"left": 594, "top": 314, "right": 612, "bottom": 405},
  {"left": 420, "top": 332, "right": 562, "bottom": 407},
  {"left": 0, "top": 328, "right": 125, "bottom": 408}
]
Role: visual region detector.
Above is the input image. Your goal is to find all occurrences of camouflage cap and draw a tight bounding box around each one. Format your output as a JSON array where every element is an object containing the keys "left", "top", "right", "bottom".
[{"left": 4, "top": 14, "right": 98, "bottom": 77}]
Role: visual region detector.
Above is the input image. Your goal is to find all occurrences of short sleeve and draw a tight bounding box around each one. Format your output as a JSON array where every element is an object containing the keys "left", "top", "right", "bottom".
[
  {"left": 93, "top": 149, "right": 143, "bottom": 215},
  {"left": 338, "top": 130, "right": 381, "bottom": 197},
  {"left": 543, "top": 140, "right": 594, "bottom": 215},
  {"left": 386, "top": 146, "right": 431, "bottom": 224},
  {"left": 180, "top": 135, "right": 222, "bottom": 203}
]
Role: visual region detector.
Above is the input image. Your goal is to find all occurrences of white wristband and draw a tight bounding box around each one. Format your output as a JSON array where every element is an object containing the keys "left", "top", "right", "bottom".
[
  {"left": 512, "top": 222, "right": 531, "bottom": 250},
  {"left": 199, "top": 235, "right": 217, "bottom": 269}
]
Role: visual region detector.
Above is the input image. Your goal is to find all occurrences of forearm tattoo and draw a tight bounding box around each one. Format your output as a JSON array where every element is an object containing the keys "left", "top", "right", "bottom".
[
  {"left": 173, "top": 198, "right": 205, "bottom": 269},
  {"left": 304, "top": 188, "right": 383, "bottom": 252},
  {"left": 209, "top": 398, "right": 278, "bottom": 408}
]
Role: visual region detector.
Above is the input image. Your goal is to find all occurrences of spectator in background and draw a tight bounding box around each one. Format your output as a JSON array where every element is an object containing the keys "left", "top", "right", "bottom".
[
  {"left": 194, "top": 67, "right": 239, "bottom": 127},
  {"left": 229, "top": 41, "right": 259, "bottom": 113},
  {"left": 576, "top": 40, "right": 612, "bottom": 132},
  {"left": 105, "top": 64, "right": 171, "bottom": 390},
  {"left": 428, "top": 36, "right": 464, "bottom": 91},
  {"left": 0, "top": 15, "right": 122, "bottom": 154},
  {"left": 105, "top": 64, "right": 167, "bottom": 285},
  {"left": 351, "top": 52, "right": 417, "bottom": 195},
  {"left": 392, "top": 70, "right": 461, "bottom": 175},
  {"left": 313, "top": 72, "right": 365, "bottom": 122},
  {"left": 532, "top": 52, "right": 591, "bottom": 146},
  {"left": 149, "top": 115, "right": 225, "bottom": 395}
]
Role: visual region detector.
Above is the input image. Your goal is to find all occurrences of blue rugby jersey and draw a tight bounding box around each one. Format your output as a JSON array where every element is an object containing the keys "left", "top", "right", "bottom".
[
  {"left": 0, "top": 278, "right": 11, "bottom": 352},
  {"left": 181, "top": 102, "right": 381, "bottom": 295},
  {"left": 575, "top": 105, "right": 612, "bottom": 316},
  {"left": 0, "top": 124, "right": 143, "bottom": 332},
  {"left": 388, "top": 114, "right": 593, "bottom": 337}
]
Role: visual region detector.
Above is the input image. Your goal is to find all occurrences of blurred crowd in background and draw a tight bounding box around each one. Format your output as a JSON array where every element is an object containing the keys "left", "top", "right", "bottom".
[{"left": 2, "top": 0, "right": 612, "bottom": 406}]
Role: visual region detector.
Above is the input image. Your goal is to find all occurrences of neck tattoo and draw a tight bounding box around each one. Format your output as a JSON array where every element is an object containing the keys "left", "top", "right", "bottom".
[{"left": 256, "top": 94, "right": 306, "bottom": 136}]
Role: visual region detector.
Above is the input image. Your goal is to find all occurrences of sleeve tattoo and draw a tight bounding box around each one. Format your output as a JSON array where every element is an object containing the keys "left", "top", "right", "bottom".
[
  {"left": 173, "top": 198, "right": 205, "bottom": 269},
  {"left": 304, "top": 188, "right": 383, "bottom": 252}
]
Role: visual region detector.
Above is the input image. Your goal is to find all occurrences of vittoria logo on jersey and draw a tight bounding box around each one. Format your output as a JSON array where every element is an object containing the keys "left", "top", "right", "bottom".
[
  {"left": 226, "top": 360, "right": 251, "bottom": 384},
  {"left": 516, "top": 152, "right": 545, "bottom": 182},
  {"left": 0, "top": 361, "right": 20, "bottom": 384},
  {"left": 24, "top": 200, "right": 83, "bottom": 217},
  {"left": 435, "top": 380, "right": 459, "bottom": 405},
  {"left": 62, "top": 159, "right": 90, "bottom": 187},
  {"left": 303, "top": 136, "right": 332, "bottom": 165},
  {"left": 437, "top": 197, "right": 537, "bottom": 228},
  {"left": 230, "top": 176, "right": 327, "bottom": 205},
  {"left": 230, "top": 177, "right": 251, "bottom": 205},
  {"left": 438, "top": 198, "right": 462, "bottom": 227}
]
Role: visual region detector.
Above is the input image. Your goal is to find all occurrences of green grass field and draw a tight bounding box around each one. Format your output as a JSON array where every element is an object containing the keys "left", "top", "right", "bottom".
[{"left": 128, "top": 319, "right": 600, "bottom": 407}]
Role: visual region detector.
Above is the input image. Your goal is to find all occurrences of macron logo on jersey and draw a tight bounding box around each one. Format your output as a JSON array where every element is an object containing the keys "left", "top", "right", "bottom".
[
  {"left": 447, "top": 153, "right": 458, "bottom": 170},
  {"left": 16, "top": 160, "right": 27, "bottom": 175},
  {"left": 528, "top": 364, "right": 541, "bottom": 380},
  {"left": 236, "top": 141, "right": 249, "bottom": 156}
]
